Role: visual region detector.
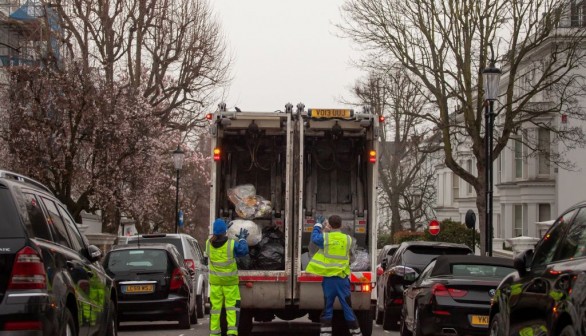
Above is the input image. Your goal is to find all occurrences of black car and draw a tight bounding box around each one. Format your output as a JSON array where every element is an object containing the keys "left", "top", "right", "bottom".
[
  {"left": 401, "top": 255, "right": 514, "bottom": 336},
  {"left": 0, "top": 170, "right": 117, "bottom": 335},
  {"left": 103, "top": 243, "right": 195, "bottom": 329},
  {"left": 378, "top": 241, "right": 472, "bottom": 330},
  {"left": 489, "top": 201, "right": 586, "bottom": 336}
]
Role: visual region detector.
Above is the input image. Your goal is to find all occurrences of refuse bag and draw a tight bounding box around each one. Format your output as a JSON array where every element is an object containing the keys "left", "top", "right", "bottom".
[
  {"left": 255, "top": 226, "right": 285, "bottom": 270},
  {"left": 350, "top": 248, "right": 370, "bottom": 271},
  {"left": 236, "top": 255, "right": 254, "bottom": 270},
  {"left": 227, "top": 219, "right": 263, "bottom": 246},
  {"left": 227, "top": 184, "right": 273, "bottom": 219}
]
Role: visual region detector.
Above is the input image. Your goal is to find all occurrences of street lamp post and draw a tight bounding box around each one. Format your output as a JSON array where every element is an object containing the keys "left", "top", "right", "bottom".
[
  {"left": 172, "top": 145, "right": 185, "bottom": 234},
  {"left": 482, "top": 57, "right": 502, "bottom": 257}
]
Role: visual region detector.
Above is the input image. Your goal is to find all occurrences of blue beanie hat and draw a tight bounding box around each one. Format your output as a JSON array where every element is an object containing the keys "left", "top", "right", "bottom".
[{"left": 213, "top": 218, "right": 227, "bottom": 235}]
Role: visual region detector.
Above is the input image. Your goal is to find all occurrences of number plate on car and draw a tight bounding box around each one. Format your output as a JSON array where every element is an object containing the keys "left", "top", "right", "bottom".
[
  {"left": 470, "top": 315, "right": 489, "bottom": 326},
  {"left": 123, "top": 284, "right": 154, "bottom": 294}
]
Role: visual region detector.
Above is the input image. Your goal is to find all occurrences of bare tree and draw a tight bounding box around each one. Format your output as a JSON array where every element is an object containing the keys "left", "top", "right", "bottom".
[
  {"left": 350, "top": 67, "right": 438, "bottom": 235},
  {"left": 340, "top": 0, "right": 586, "bottom": 254}
]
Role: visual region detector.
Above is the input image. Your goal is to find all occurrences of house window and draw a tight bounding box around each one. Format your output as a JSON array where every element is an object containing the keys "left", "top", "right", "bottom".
[
  {"left": 514, "top": 204, "right": 523, "bottom": 237},
  {"left": 515, "top": 140, "right": 523, "bottom": 179},
  {"left": 571, "top": 0, "right": 586, "bottom": 27},
  {"left": 497, "top": 154, "right": 503, "bottom": 183},
  {"left": 452, "top": 173, "right": 459, "bottom": 202},
  {"left": 467, "top": 159, "right": 473, "bottom": 194},
  {"left": 538, "top": 128, "right": 551, "bottom": 175},
  {"left": 539, "top": 203, "right": 551, "bottom": 222}
]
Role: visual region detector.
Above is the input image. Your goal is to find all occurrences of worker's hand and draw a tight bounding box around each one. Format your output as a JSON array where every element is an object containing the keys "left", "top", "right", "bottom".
[
  {"left": 236, "top": 228, "right": 249, "bottom": 241},
  {"left": 315, "top": 215, "right": 325, "bottom": 229}
]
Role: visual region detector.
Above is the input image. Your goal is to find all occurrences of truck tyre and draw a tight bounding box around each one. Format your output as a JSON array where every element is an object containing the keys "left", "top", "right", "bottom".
[
  {"left": 375, "top": 306, "right": 384, "bottom": 325},
  {"left": 332, "top": 311, "right": 351, "bottom": 336},
  {"left": 238, "top": 308, "right": 253, "bottom": 336},
  {"left": 357, "top": 310, "right": 373, "bottom": 336},
  {"left": 196, "top": 293, "right": 204, "bottom": 318}
]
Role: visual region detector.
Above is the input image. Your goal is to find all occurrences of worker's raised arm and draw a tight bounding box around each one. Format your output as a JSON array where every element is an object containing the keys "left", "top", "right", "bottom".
[
  {"left": 234, "top": 228, "right": 250, "bottom": 257},
  {"left": 311, "top": 216, "right": 326, "bottom": 249}
]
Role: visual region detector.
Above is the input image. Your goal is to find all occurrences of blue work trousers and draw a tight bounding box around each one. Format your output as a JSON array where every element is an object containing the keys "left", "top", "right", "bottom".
[{"left": 321, "top": 276, "right": 357, "bottom": 322}]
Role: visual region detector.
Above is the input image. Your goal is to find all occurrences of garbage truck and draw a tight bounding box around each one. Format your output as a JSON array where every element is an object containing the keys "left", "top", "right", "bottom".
[{"left": 207, "top": 102, "right": 380, "bottom": 335}]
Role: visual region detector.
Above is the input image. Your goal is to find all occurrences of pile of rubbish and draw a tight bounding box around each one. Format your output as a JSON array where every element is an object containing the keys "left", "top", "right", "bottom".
[
  {"left": 227, "top": 184, "right": 284, "bottom": 270},
  {"left": 227, "top": 184, "right": 272, "bottom": 219}
]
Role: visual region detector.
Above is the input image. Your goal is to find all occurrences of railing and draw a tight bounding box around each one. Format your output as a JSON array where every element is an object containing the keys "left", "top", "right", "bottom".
[{"left": 0, "top": 55, "right": 38, "bottom": 67}]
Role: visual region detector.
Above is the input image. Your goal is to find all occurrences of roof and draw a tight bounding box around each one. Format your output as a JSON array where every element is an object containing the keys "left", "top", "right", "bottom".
[
  {"left": 400, "top": 241, "right": 471, "bottom": 249},
  {"left": 110, "top": 242, "right": 178, "bottom": 252},
  {"left": 430, "top": 255, "right": 514, "bottom": 277}
]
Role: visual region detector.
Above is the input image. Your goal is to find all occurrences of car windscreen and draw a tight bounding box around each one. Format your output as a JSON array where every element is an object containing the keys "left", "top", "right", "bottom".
[
  {"left": 451, "top": 264, "right": 515, "bottom": 278},
  {"left": 403, "top": 247, "right": 470, "bottom": 269},
  {"left": 0, "top": 186, "right": 24, "bottom": 238},
  {"left": 128, "top": 237, "right": 183, "bottom": 257},
  {"left": 106, "top": 249, "right": 169, "bottom": 273}
]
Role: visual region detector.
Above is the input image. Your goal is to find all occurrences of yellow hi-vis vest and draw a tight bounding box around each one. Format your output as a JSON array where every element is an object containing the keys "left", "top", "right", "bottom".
[
  {"left": 207, "top": 238, "right": 239, "bottom": 286},
  {"left": 306, "top": 231, "right": 351, "bottom": 278}
]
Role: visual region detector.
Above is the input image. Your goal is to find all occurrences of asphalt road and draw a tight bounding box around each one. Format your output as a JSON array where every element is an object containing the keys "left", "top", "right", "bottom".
[{"left": 119, "top": 318, "right": 397, "bottom": 336}]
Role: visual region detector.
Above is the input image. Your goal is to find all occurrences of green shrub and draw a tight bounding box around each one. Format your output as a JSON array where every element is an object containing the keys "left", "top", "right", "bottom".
[
  {"left": 393, "top": 230, "right": 425, "bottom": 244},
  {"left": 392, "top": 219, "right": 480, "bottom": 251}
]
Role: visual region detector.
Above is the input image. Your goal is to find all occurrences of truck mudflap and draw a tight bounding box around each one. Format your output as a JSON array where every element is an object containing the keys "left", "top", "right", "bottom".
[
  {"left": 297, "top": 272, "right": 373, "bottom": 310},
  {"left": 238, "top": 271, "right": 289, "bottom": 309}
]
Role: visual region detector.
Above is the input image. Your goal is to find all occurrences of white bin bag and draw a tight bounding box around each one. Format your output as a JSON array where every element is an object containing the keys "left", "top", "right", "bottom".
[{"left": 227, "top": 219, "right": 263, "bottom": 246}]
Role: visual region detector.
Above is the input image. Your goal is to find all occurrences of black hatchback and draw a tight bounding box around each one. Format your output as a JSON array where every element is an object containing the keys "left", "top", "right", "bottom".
[
  {"left": 489, "top": 201, "right": 586, "bottom": 336},
  {"left": 103, "top": 243, "right": 195, "bottom": 329},
  {"left": 0, "top": 170, "right": 117, "bottom": 336}
]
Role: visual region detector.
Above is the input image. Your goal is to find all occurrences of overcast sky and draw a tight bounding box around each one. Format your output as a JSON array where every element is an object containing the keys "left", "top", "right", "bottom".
[{"left": 212, "top": 1, "right": 364, "bottom": 112}]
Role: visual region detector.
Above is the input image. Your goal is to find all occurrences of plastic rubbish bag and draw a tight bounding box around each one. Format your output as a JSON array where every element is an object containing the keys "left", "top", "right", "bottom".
[
  {"left": 227, "top": 219, "right": 263, "bottom": 246},
  {"left": 255, "top": 226, "right": 285, "bottom": 270},
  {"left": 227, "top": 184, "right": 273, "bottom": 219},
  {"left": 350, "top": 248, "right": 370, "bottom": 271}
]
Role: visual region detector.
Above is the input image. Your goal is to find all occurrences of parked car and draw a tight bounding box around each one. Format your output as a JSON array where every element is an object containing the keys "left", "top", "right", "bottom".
[
  {"left": 124, "top": 233, "right": 209, "bottom": 319},
  {"left": 375, "top": 244, "right": 399, "bottom": 320},
  {"left": 489, "top": 201, "right": 586, "bottom": 336},
  {"left": 377, "top": 241, "right": 472, "bottom": 330},
  {"left": 0, "top": 170, "right": 117, "bottom": 335},
  {"left": 103, "top": 243, "right": 195, "bottom": 329},
  {"left": 400, "top": 255, "right": 514, "bottom": 336}
]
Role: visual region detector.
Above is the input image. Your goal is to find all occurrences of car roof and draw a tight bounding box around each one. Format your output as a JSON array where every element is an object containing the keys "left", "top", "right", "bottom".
[
  {"left": 110, "top": 242, "right": 178, "bottom": 252},
  {"left": 0, "top": 170, "right": 53, "bottom": 195},
  {"left": 430, "top": 255, "right": 514, "bottom": 276}
]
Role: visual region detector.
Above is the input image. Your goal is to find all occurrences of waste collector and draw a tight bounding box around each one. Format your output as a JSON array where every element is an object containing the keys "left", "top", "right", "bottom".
[
  {"left": 306, "top": 214, "right": 363, "bottom": 336},
  {"left": 206, "top": 218, "right": 249, "bottom": 335}
]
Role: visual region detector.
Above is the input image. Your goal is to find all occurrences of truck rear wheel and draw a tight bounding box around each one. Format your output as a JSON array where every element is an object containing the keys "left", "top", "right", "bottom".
[
  {"left": 238, "top": 308, "right": 253, "bottom": 336},
  {"left": 357, "top": 309, "right": 373, "bottom": 336}
]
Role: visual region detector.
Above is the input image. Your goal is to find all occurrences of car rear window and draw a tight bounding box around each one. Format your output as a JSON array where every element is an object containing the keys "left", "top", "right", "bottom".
[
  {"left": 403, "top": 246, "right": 470, "bottom": 268},
  {"left": 0, "top": 187, "right": 24, "bottom": 238},
  {"left": 451, "top": 264, "right": 515, "bottom": 278},
  {"left": 106, "top": 249, "right": 169, "bottom": 273},
  {"left": 128, "top": 237, "right": 183, "bottom": 257}
]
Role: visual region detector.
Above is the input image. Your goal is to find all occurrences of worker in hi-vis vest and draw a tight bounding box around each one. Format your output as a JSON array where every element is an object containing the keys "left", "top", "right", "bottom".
[
  {"left": 206, "top": 218, "right": 249, "bottom": 335},
  {"left": 306, "top": 215, "right": 362, "bottom": 336}
]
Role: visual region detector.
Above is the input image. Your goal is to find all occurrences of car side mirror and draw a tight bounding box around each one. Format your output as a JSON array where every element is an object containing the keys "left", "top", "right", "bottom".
[
  {"left": 203, "top": 256, "right": 208, "bottom": 266},
  {"left": 87, "top": 245, "right": 102, "bottom": 262},
  {"left": 513, "top": 249, "right": 534, "bottom": 276}
]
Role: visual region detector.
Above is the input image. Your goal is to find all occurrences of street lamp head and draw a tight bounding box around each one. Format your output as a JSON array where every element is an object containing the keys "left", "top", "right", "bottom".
[
  {"left": 172, "top": 145, "right": 185, "bottom": 170},
  {"left": 483, "top": 61, "right": 502, "bottom": 101}
]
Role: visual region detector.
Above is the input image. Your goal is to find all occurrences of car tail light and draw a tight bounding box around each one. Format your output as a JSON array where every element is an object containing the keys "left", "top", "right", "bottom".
[
  {"left": 431, "top": 283, "right": 467, "bottom": 298},
  {"left": 170, "top": 268, "right": 184, "bottom": 291},
  {"left": 4, "top": 320, "right": 43, "bottom": 330},
  {"left": 376, "top": 265, "right": 384, "bottom": 276},
  {"left": 184, "top": 259, "right": 196, "bottom": 271},
  {"left": 8, "top": 246, "right": 46, "bottom": 290},
  {"left": 392, "top": 298, "right": 404, "bottom": 305}
]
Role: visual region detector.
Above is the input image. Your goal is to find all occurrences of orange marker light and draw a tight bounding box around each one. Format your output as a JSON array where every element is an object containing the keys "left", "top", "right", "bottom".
[
  {"left": 379, "top": 115, "right": 385, "bottom": 123},
  {"left": 205, "top": 113, "right": 213, "bottom": 120},
  {"left": 369, "top": 150, "right": 377, "bottom": 163},
  {"left": 213, "top": 148, "right": 221, "bottom": 161}
]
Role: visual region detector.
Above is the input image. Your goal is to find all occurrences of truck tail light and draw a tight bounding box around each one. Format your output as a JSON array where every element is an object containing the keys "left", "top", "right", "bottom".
[
  {"left": 352, "top": 284, "right": 372, "bottom": 292},
  {"left": 8, "top": 246, "right": 46, "bottom": 290},
  {"left": 369, "top": 150, "right": 377, "bottom": 163},
  {"left": 213, "top": 148, "right": 221, "bottom": 161},
  {"left": 206, "top": 113, "right": 213, "bottom": 120}
]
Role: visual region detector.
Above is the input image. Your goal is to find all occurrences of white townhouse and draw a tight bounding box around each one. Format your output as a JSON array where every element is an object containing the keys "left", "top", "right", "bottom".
[{"left": 433, "top": 3, "right": 586, "bottom": 242}]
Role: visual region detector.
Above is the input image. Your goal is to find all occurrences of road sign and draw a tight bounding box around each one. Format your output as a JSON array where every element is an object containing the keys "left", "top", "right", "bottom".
[
  {"left": 429, "top": 219, "right": 440, "bottom": 236},
  {"left": 178, "top": 210, "right": 184, "bottom": 227}
]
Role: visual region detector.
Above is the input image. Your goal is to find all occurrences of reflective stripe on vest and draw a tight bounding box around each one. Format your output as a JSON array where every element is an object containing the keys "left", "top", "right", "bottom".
[
  {"left": 207, "top": 239, "right": 239, "bottom": 285},
  {"left": 306, "top": 231, "right": 351, "bottom": 278}
]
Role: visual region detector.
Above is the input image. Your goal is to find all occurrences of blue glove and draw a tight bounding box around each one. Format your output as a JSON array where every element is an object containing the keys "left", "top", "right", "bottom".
[
  {"left": 315, "top": 215, "right": 325, "bottom": 229},
  {"left": 236, "top": 228, "right": 249, "bottom": 241}
]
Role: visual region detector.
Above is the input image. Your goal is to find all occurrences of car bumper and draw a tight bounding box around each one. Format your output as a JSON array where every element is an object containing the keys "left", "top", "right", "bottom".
[
  {"left": 420, "top": 305, "right": 490, "bottom": 336},
  {"left": 118, "top": 296, "right": 189, "bottom": 322},
  {"left": 0, "top": 292, "right": 58, "bottom": 335}
]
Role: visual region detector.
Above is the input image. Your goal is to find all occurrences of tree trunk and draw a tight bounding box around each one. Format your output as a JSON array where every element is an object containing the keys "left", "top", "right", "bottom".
[{"left": 390, "top": 192, "right": 402, "bottom": 235}]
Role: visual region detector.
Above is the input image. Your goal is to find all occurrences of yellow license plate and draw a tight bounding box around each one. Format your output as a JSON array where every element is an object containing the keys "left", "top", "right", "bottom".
[
  {"left": 470, "top": 315, "right": 489, "bottom": 326},
  {"left": 124, "top": 284, "right": 154, "bottom": 293},
  {"left": 310, "top": 109, "right": 352, "bottom": 119}
]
